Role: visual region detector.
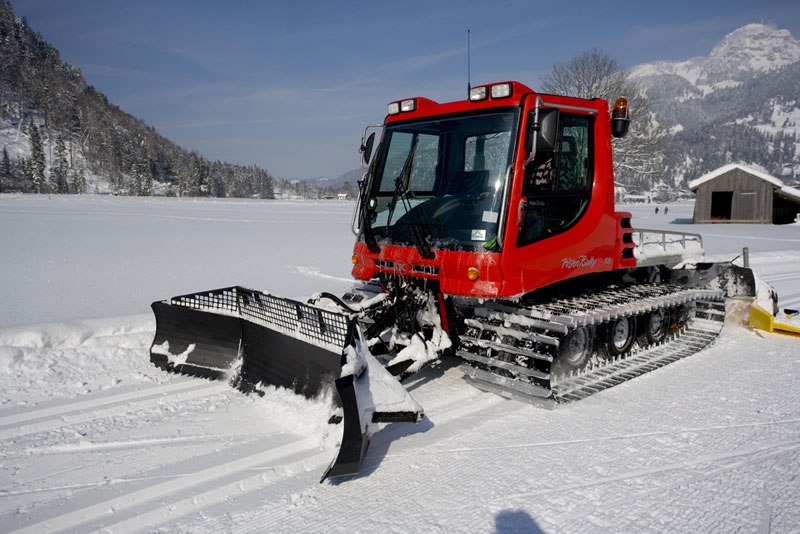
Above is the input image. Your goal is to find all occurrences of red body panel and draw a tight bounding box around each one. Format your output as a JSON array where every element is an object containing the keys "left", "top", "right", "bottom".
[{"left": 351, "top": 82, "right": 636, "bottom": 299}]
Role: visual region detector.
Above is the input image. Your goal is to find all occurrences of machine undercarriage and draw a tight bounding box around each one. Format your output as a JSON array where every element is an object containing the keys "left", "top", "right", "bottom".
[{"left": 343, "top": 262, "right": 753, "bottom": 409}]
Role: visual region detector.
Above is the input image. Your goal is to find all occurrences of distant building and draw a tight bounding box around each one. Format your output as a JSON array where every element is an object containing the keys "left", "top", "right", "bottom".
[
  {"left": 623, "top": 194, "right": 650, "bottom": 204},
  {"left": 613, "top": 182, "right": 627, "bottom": 203},
  {"left": 688, "top": 164, "right": 800, "bottom": 224},
  {"left": 650, "top": 183, "right": 673, "bottom": 202}
]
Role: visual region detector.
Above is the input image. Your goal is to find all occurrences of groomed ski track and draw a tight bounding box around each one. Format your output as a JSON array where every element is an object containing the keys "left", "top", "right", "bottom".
[{"left": 2, "top": 317, "right": 799, "bottom": 533}]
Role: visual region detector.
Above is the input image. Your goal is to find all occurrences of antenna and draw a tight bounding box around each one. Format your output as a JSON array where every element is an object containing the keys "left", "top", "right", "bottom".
[{"left": 467, "top": 29, "right": 471, "bottom": 95}]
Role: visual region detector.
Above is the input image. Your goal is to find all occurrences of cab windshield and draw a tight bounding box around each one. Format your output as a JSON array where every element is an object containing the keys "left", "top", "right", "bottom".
[{"left": 365, "top": 110, "right": 518, "bottom": 252}]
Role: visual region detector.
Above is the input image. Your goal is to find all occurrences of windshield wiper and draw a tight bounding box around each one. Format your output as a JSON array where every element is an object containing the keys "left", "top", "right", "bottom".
[
  {"left": 390, "top": 137, "right": 436, "bottom": 259},
  {"left": 386, "top": 136, "right": 419, "bottom": 228},
  {"left": 380, "top": 136, "right": 435, "bottom": 259}
]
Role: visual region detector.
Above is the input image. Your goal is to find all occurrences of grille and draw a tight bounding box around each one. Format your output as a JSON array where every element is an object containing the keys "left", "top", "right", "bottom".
[{"left": 168, "top": 286, "right": 350, "bottom": 349}]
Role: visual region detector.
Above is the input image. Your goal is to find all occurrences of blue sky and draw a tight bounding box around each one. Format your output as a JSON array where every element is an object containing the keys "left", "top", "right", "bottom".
[{"left": 10, "top": 0, "right": 800, "bottom": 181}]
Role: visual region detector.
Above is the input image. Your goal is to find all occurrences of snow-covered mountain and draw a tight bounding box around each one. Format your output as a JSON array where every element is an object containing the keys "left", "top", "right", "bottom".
[
  {"left": 632, "top": 24, "right": 800, "bottom": 91},
  {"left": 705, "top": 23, "right": 800, "bottom": 75},
  {"left": 628, "top": 24, "right": 800, "bottom": 185}
]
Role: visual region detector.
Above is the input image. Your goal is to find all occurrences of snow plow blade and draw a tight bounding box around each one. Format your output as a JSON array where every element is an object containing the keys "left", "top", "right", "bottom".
[{"left": 150, "top": 286, "right": 423, "bottom": 482}]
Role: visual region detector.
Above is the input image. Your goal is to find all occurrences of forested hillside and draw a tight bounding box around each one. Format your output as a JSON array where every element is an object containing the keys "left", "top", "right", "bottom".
[
  {"left": 628, "top": 24, "right": 800, "bottom": 190},
  {"left": 0, "top": 0, "right": 273, "bottom": 197}
]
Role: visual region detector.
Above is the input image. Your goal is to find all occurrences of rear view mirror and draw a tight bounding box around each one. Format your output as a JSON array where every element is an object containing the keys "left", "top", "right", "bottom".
[
  {"left": 535, "top": 108, "right": 559, "bottom": 152},
  {"left": 525, "top": 108, "right": 559, "bottom": 159},
  {"left": 360, "top": 132, "right": 376, "bottom": 165}
]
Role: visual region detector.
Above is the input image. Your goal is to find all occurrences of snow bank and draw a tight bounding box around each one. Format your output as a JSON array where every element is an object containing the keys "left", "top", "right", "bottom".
[{"left": 0, "top": 315, "right": 159, "bottom": 405}]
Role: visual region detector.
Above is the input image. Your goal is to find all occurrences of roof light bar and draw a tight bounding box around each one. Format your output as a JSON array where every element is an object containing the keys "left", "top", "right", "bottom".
[
  {"left": 469, "top": 86, "right": 487, "bottom": 101},
  {"left": 388, "top": 98, "right": 417, "bottom": 115},
  {"left": 470, "top": 83, "right": 512, "bottom": 102},
  {"left": 400, "top": 99, "right": 416, "bottom": 112},
  {"left": 491, "top": 83, "right": 512, "bottom": 98}
]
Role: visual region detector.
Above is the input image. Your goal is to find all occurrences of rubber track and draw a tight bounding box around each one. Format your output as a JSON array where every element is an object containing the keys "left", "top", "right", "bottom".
[
  {"left": 551, "top": 314, "right": 723, "bottom": 403},
  {"left": 457, "top": 284, "right": 726, "bottom": 407}
]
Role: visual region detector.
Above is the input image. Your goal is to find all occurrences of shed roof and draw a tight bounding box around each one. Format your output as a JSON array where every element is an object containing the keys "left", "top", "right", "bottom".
[{"left": 688, "top": 163, "right": 800, "bottom": 203}]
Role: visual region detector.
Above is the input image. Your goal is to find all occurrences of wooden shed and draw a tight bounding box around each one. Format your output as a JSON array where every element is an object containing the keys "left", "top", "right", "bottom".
[{"left": 688, "top": 164, "right": 800, "bottom": 224}]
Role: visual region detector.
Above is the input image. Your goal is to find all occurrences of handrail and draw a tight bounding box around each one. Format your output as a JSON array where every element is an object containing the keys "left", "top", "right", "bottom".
[
  {"left": 496, "top": 164, "right": 513, "bottom": 249},
  {"left": 351, "top": 170, "right": 369, "bottom": 236},
  {"left": 633, "top": 228, "right": 704, "bottom": 252}
]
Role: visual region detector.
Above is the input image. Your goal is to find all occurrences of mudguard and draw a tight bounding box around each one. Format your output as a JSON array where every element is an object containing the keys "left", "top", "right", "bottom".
[{"left": 150, "top": 286, "right": 422, "bottom": 481}]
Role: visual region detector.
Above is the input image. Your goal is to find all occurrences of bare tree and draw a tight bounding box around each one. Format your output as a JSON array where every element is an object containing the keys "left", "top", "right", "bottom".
[
  {"left": 541, "top": 48, "right": 627, "bottom": 100},
  {"left": 541, "top": 48, "right": 665, "bottom": 189}
]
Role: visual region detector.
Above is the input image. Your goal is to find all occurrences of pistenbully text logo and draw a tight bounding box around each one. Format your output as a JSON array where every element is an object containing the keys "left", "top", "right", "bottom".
[{"left": 561, "top": 255, "right": 598, "bottom": 269}]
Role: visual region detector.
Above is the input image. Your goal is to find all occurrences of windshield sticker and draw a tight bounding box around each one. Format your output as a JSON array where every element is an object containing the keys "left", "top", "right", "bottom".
[
  {"left": 471, "top": 229, "right": 487, "bottom": 241},
  {"left": 482, "top": 211, "right": 499, "bottom": 224}
]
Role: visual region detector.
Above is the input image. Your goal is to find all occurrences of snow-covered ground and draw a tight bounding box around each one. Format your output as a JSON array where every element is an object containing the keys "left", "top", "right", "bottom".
[{"left": 1, "top": 195, "right": 799, "bottom": 533}]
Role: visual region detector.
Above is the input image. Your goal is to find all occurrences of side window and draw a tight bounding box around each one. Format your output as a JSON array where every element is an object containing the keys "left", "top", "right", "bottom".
[
  {"left": 518, "top": 113, "right": 592, "bottom": 247},
  {"left": 556, "top": 116, "right": 590, "bottom": 192}
]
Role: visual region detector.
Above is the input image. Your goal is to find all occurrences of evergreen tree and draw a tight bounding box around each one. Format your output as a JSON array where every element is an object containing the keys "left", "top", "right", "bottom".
[
  {"left": 0, "top": 147, "right": 11, "bottom": 191},
  {"left": 51, "top": 136, "right": 69, "bottom": 193},
  {"left": 69, "top": 166, "right": 86, "bottom": 194},
  {"left": 127, "top": 166, "right": 141, "bottom": 196},
  {"left": 187, "top": 152, "right": 208, "bottom": 196},
  {"left": 210, "top": 175, "right": 226, "bottom": 197},
  {"left": 17, "top": 157, "right": 32, "bottom": 192},
  {"left": 142, "top": 167, "right": 154, "bottom": 196},
  {"left": 28, "top": 121, "right": 46, "bottom": 193},
  {"left": 126, "top": 163, "right": 153, "bottom": 196}
]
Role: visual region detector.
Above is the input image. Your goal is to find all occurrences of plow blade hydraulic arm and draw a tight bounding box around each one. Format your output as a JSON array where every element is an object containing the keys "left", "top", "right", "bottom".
[{"left": 150, "top": 286, "right": 422, "bottom": 482}]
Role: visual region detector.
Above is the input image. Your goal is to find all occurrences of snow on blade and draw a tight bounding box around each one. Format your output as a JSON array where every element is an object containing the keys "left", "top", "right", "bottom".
[
  {"left": 351, "top": 328, "right": 422, "bottom": 419},
  {"left": 151, "top": 340, "right": 196, "bottom": 366}
]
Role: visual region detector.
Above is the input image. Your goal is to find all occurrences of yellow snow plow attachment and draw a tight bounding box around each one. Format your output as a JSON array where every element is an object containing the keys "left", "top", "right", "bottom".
[{"left": 750, "top": 303, "right": 800, "bottom": 337}]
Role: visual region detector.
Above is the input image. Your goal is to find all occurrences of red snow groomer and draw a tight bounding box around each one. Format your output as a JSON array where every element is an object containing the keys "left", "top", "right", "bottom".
[{"left": 151, "top": 81, "right": 768, "bottom": 481}]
